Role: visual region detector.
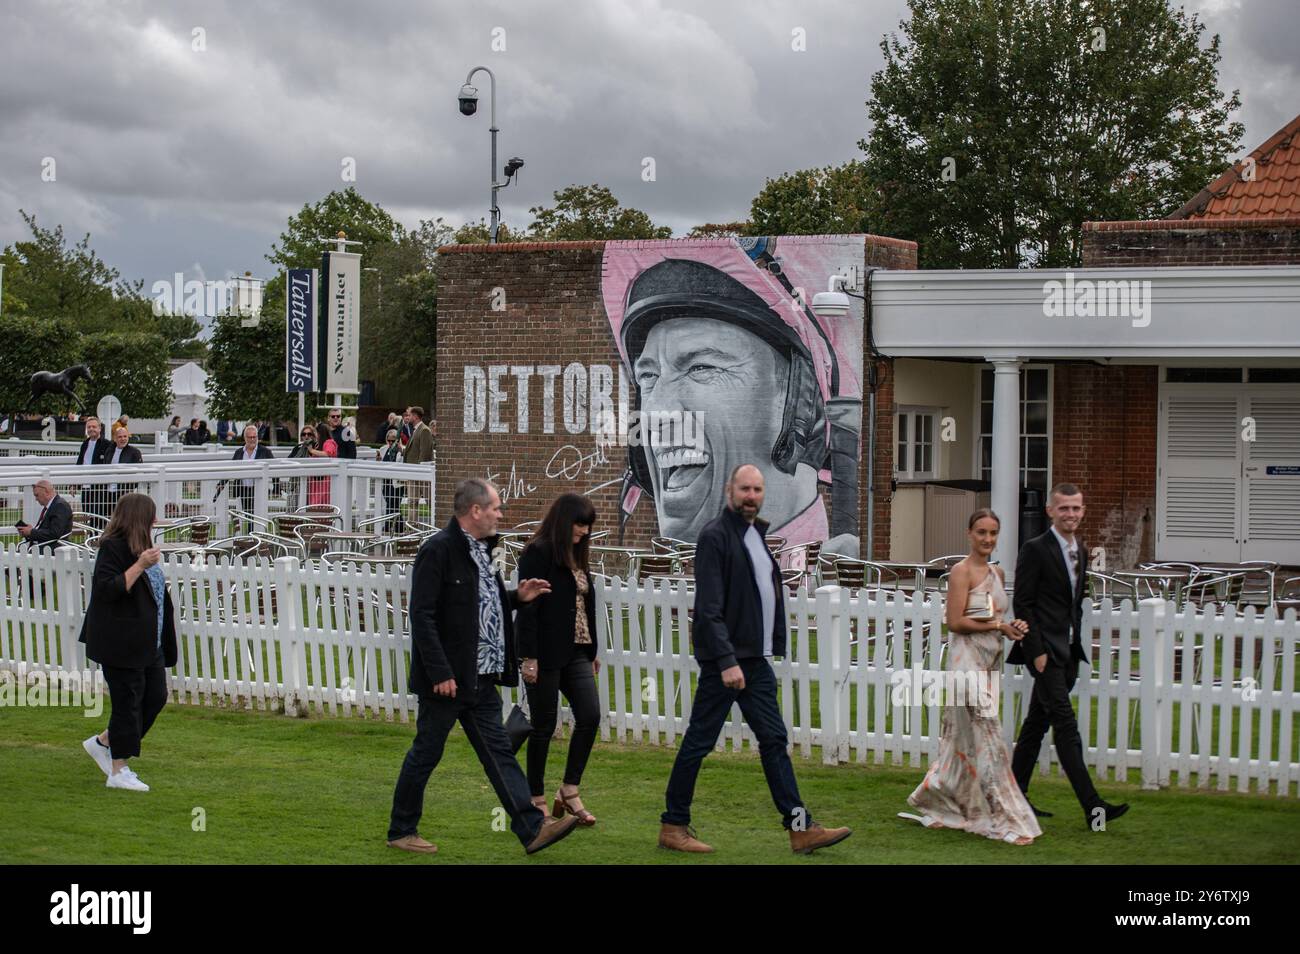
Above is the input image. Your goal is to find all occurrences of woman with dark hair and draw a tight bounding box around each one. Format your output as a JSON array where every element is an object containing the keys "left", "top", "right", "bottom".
[
  {"left": 306, "top": 421, "right": 337, "bottom": 506},
  {"left": 516, "top": 492, "right": 601, "bottom": 825},
  {"left": 78, "top": 492, "right": 177, "bottom": 792},
  {"left": 900, "top": 508, "right": 1039, "bottom": 845}
]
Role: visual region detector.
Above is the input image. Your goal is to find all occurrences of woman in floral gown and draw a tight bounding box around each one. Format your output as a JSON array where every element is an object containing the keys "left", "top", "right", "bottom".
[{"left": 902, "top": 509, "right": 1041, "bottom": 845}]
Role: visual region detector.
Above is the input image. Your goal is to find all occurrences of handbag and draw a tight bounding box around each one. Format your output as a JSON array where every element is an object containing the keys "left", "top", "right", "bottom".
[
  {"left": 505, "top": 703, "right": 532, "bottom": 753},
  {"left": 964, "top": 588, "right": 994, "bottom": 620}
]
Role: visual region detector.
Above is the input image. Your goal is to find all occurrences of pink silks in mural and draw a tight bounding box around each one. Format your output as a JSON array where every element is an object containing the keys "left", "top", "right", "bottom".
[{"left": 602, "top": 235, "right": 866, "bottom": 555}]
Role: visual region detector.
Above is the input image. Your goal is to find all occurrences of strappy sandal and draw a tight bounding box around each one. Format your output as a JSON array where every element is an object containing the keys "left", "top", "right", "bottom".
[
  {"left": 553, "top": 787, "right": 597, "bottom": 826},
  {"left": 530, "top": 795, "right": 550, "bottom": 817}
]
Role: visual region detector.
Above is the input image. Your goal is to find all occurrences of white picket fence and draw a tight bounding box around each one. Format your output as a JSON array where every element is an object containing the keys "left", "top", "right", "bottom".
[{"left": 2, "top": 544, "right": 1297, "bottom": 796}]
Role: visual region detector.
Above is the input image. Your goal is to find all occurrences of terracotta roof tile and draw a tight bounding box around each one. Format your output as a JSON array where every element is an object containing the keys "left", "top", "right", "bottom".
[{"left": 1168, "top": 113, "right": 1300, "bottom": 220}]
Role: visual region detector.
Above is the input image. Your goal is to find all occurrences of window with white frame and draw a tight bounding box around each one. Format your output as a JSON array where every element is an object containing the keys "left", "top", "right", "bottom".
[
  {"left": 978, "top": 366, "right": 1051, "bottom": 493},
  {"left": 896, "top": 406, "right": 940, "bottom": 480}
]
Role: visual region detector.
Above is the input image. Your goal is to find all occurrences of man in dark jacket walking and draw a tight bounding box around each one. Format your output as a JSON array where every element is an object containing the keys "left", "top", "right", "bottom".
[
  {"left": 659, "top": 463, "right": 851, "bottom": 855},
  {"left": 386, "top": 477, "right": 581, "bottom": 857}
]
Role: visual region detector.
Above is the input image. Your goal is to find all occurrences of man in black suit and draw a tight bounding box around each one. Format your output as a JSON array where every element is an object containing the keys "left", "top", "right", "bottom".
[
  {"left": 17, "top": 480, "right": 73, "bottom": 550},
  {"left": 229, "top": 424, "right": 274, "bottom": 518},
  {"left": 386, "top": 478, "right": 579, "bottom": 857},
  {"left": 103, "top": 426, "right": 144, "bottom": 512},
  {"left": 75, "top": 415, "right": 113, "bottom": 520},
  {"left": 659, "top": 463, "right": 851, "bottom": 855},
  {"left": 1009, "top": 482, "right": 1129, "bottom": 831}
]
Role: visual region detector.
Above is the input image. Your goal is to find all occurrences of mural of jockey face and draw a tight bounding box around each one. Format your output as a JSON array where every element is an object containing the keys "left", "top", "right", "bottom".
[
  {"left": 633, "top": 316, "right": 815, "bottom": 541},
  {"left": 603, "top": 235, "right": 866, "bottom": 553}
]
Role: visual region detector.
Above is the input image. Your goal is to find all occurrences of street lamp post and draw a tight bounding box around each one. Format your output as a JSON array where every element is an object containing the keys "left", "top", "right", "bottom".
[{"left": 459, "top": 66, "right": 524, "bottom": 244}]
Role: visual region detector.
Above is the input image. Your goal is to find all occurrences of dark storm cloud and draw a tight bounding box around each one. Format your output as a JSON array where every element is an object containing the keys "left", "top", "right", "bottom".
[{"left": 0, "top": 0, "right": 1292, "bottom": 301}]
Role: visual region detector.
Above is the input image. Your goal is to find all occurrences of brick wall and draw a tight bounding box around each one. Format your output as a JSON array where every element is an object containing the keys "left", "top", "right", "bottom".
[
  {"left": 1082, "top": 218, "right": 1300, "bottom": 267},
  {"left": 435, "top": 235, "right": 916, "bottom": 552},
  {"left": 1050, "top": 363, "right": 1158, "bottom": 567}
]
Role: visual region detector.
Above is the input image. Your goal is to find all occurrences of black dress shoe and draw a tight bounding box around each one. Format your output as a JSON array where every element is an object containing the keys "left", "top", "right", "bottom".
[
  {"left": 1085, "top": 801, "right": 1129, "bottom": 830},
  {"left": 1027, "top": 802, "right": 1053, "bottom": 818}
]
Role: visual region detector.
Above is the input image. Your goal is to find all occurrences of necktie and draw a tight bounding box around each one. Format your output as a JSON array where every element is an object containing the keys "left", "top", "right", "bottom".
[{"left": 36, "top": 505, "right": 47, "bottom": 527}]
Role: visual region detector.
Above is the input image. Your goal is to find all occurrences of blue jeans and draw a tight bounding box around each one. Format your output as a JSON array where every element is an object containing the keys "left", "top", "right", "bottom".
[
  {"left": 388, "top": 676, "right": 545, "bottom": 847},
  {"left": 662, "top": 656, "right": 808, "bottom": 829}
]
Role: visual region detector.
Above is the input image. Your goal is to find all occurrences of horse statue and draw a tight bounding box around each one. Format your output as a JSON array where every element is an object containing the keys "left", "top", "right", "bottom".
[{"left": 26, "top": 364, "right": 93, "bottom": 414}]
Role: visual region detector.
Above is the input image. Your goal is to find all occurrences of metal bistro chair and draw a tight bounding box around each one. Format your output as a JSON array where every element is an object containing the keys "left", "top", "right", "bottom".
[
  {"left": 1184, "top": 571, "right": 1248, "bottom": 611},
  {"left": 650, "top": 535, "right": 692, "bottom": 555},
  {"left": 293, "top": 522, "right": 338, "bottom": 560},
  {"left": 632, "top": 553, "right": 679, "bottom": 581}
]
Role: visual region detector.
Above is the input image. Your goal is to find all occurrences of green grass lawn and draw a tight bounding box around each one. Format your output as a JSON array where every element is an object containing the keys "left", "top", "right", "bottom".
[{"left": 3, "top": 702, "right": 1298, "bottom": 865}]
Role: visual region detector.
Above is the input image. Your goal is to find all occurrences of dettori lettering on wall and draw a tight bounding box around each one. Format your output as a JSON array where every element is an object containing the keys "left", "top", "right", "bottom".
[{"left": 462, "top": 363, "right": 704, "bottom": 450}]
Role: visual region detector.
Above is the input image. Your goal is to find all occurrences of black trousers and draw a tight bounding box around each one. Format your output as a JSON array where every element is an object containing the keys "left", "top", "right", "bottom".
[
  {"left": 662, "top": 657, "right": 808, "bottom": 830},
  {"left": 524, "top": 654, "right": 600, "bottom": 796},
  {"left": 388, "top": 676, "right": 545, "bottom": 847},
  {"left": 381, "top": 480, "right": 402, "bottom": 531},
  {"left": 102, "top": 653, "right": 168, "bottom": 760},
  {"left": 1010, "top": 658, "right": 1101, "bottom": 810}
]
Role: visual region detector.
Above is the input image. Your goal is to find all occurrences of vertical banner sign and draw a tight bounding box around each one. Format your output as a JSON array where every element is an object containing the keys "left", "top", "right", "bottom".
[
  {"left": 285, "top": 268, "right": 317, "bottom": 392},
  {"left": 321, "top": 251, "right": 362, "bottom": 395}
]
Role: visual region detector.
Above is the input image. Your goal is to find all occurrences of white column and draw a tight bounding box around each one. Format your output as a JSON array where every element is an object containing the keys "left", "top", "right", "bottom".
[{"left": 989, "top": 357, "right": 1022, "bottom": 579}]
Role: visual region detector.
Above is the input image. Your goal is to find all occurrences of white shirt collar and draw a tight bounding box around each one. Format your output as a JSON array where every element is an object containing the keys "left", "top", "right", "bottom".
[{"left": 1049, "top": 524, "right": 1076, "bottom": 554}]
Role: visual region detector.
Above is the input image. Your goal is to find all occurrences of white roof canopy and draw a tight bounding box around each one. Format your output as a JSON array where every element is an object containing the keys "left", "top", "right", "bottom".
[{"left": 870, "top": 266, "right": 1300, "bottom": 359}]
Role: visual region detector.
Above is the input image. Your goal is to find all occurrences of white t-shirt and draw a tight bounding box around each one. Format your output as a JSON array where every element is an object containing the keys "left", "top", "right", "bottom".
[
  {"left": 743, "top": 523, "right": 776, "bottom": 657},
  {"left": 241, "top": 446, "right": 256, "bottom": 487},
  {"left": 108, "top": 445, "right": 125, "bottom": 492}
]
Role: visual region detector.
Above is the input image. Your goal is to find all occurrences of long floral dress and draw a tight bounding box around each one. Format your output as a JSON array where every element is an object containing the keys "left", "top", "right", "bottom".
[{"left": 906, "top": 568, "right": 1041, "bottom": 843}]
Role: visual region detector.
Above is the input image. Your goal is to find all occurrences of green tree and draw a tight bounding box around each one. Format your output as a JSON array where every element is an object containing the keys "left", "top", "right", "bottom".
[
  {"left": 205, "top": 311, "right": 297, "bottom": 425},
  {"left": 685, "top": 221, "right": 754, "bottom": 238},
  {"left": 82, "top": 332, "right": 172, "bottom": 418},
  {"left": 526, "top": 184, "right": 672, "bottom": 240},
  {"left": 267, "top": 186, "right": 404, "bottom": 270},
  {"left": 0, "top": 314, "right": 81, "bottom": 414},
  {"left": 0, "top": 211, "right": 122, "bottom": 324},
  {"left": 453, "top": 218, "right": 521, "bottom": 244},
  {"left": 748, "top": 161, "right": 876, "bottom": 236},
  {"left": 860, "top": 0, "right": 1243, "bottom": 267}
]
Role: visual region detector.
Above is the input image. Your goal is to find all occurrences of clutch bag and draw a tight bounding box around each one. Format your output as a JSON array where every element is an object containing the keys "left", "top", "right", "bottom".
[{"left": 965, "top": 590, "right": 994, "bottom": 620}]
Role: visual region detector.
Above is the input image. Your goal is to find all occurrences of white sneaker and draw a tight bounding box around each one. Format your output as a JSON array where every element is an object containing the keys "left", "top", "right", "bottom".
[
  {"left": 106, "top": 767, "right": 149, "bottom": 792},
  {"left": 83, "top": 735, "right": 112, "bottom": 777}
]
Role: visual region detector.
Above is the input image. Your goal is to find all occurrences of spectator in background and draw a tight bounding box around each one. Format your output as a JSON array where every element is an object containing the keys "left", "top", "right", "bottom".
[
  {"left": 284, "top": 425, "right": 317, "bottom": 510},
  {"left": 307, "top": 421, "right": 338, "bottom": 506},
  {"left": 375, "top": 412, "right": 400, "bottom": 445},
  {"left": 182, "top": 419, "right": 203, "bottom": 446},
  {"left": 230, "top": 424, "right": 273, "bottom": 517},
  {"left": 166, "top": 416, "right": 183, "bottom": 443},
  {"left": 403, "top": 406, "right": 434, "bottom": 522},
  {"left": 329, "top": 408, "right": 357, "bottom": 460},
  {"left": 217, "top": 419, "right": 232, "bottom": 444},
  {"left": 17, "top": 479, "right": 73, "bottom": 551},
  {"left": 399, "top": 408, "right": 414, "bottom": 450},
  {"left": 105, "top": 426, "right": 144, "bottom": 511},
  {"left": 76, "top": 415, "right": 113, "bottom": 520},
  {"left": 380, "top": 427, "right": 403, "bottom": 531}
]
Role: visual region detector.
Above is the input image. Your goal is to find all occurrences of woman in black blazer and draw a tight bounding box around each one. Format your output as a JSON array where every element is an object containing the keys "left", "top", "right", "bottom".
[
  {"left": 79, "top": 492, "right": 178, "bottom": 792},
  {"left": 516, "top": 493, "right": 601, "bottom": 825}
]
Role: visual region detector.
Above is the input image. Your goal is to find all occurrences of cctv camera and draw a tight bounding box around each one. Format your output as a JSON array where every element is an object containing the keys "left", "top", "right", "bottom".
[
  {"left": 504, "top": 157, "right": 524, "bottom": 178},
  {"left": 458, "top": 84, "right": 478, "bottom": 116}
]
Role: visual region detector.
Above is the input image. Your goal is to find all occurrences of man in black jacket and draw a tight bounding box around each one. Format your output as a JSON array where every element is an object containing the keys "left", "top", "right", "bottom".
[
  {"left": 228, "top": 424, "right": 274, "bottom": 518},
  {"left": 75, "top": 415, "right": 112, "bottom": 520},
  {"left": 1008, "top": 482, "right": 1128, "bottom": 831},
  {"left": 387, "top": 477, "right": 580, "bottom": 856},
  {"left": 17, "top": 480, "right": 73, "bottom": 550},
  {"left": 659, "top": 464, "right": 851, "bottom": 855}
]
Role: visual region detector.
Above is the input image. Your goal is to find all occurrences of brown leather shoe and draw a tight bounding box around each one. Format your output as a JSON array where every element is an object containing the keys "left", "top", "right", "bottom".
[
  {"left": 658, "top": 823, "right": 714, "bottom": 853},
  {"left": 387, "top": 834, "right": 438, "bottom": 854},
  {"left": 790, "top": 822, "right": 852, "bottom": 855},
  {"left": 525, "top": 813, "right": 581, "bottom": 855}
]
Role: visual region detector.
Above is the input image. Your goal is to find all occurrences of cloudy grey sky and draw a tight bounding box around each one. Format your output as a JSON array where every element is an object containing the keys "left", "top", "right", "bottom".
[{"left": 1, "top": 0, "right": 1295, "bottom": 311}]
